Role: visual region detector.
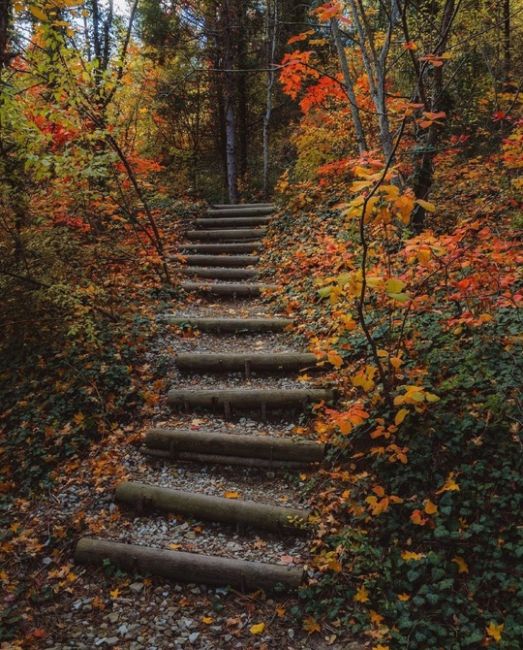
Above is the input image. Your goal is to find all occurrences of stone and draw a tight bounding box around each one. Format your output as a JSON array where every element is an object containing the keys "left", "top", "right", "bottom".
[{"left": 129, "top": 582, "right": 144, "bottom": 593}]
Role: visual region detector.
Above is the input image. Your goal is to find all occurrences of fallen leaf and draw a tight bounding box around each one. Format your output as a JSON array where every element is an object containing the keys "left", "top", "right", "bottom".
[
  {"left": 249, "top": 622, "right": 266, "bottom": 635},
  {"left": 303, "top": 616, "right": 321, "bottom": 633},
  {"left": 354, "top": 585, "right": 369, "bottom": 603},
  {"left": 224, "top": 491, "right": 240, "bottom": 499},
  {"left": 452, "top": 556, "right": 469, "bottom": 574},
  {"left": 486, "top": 621, "right": 504, "bottom": 642},
  {"left": 202, "top": 616, "right": 214, "bottom": 625}
]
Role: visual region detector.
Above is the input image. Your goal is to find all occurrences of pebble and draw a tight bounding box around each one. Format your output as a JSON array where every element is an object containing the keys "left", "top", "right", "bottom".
[{"left": 130, "top": 582, "right": 144, "bottom": 593}]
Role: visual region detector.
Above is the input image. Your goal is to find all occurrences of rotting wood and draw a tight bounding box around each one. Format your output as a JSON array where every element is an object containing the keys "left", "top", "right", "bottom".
[
  {"left": 115, "top": 481, "right": 311, "bottom": 532},
  {"left": 145, "top": 428, "right": 325, "bottom": 462},
  {"left": 75, "top": 538, "right": 303, "bottom": 591}
]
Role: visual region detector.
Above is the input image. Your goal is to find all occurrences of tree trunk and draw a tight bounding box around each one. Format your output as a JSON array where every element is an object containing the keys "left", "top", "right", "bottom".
[
  {"left": 503, "top": 0, "right": 511, "bottom": 83},
  {"left": 330, "top": 17, "right": 367, "bottom": 155},
  {"left": 411, "top": 0, "right": 458, "bottom": 230},
  {"left": 263, "top": 0, "right": 278, "bottom": 197},
  {"left": 0, "top": 0, "right": 11, "bottom": 70},
  {"left": 221, "top": 1, "right": 238, "bottom": 203}
]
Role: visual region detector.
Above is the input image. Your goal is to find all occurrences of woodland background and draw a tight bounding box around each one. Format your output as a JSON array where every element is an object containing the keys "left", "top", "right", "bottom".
[{"left": 0, "top": 1, "right": 522, "bottom": 648}]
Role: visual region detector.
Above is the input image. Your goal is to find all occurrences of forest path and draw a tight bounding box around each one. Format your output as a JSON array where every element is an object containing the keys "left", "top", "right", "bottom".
[{"left": 68, "top": 204, "right": 350, "bottom": 649}]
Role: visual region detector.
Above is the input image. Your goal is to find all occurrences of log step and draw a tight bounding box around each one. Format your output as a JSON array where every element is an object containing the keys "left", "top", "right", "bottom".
[
  {"left": 116, "top": 481, "right": 310, "bottom": 533},
  {"left": 181, "top": 282, "right": 274, "bottom": 297},
  {"left": 181, "top": 254, "right": 260, "bottom": 267},
  {"left": 212, "top": 203, "right": 275, "bottom": 210},
  {"left": 195, "top": 217, "right": 271, "bottom": 228},
  {"left": 145, "top": 428, "right": 325, "bottom": 463},
  {"left": 167, "top": 388, "right": 334, "bottom": 415},
  {"left": 160, "top": 317, "right": 292, "bottom": 333},
  {"left": 75, "top": 538, "right": 302, "bottom": 591},
  {"left": 180, "top": 243, "right": 263, "bottom": 254},
  {"left": 207, "top": 206, "right": 274, "bottom": 217},
  {"left": 144, "top": 448, "right": 312, "bottom": 469},
  {"left": 186, "top": 228, "right": 267, "bottom": 241},
  {"left": 175, "top": 352, "right": 317, "bottom": 373},
  {"left": 182, "top": 267, "right": 259, "bottom": 280}
]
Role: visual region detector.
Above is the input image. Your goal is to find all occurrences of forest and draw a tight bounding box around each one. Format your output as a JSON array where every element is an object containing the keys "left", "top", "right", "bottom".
[{"left": 0, "top": 0, "right": 522, "bottom": 648}]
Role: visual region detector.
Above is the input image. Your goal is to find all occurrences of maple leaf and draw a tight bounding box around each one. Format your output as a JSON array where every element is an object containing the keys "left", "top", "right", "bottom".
[
  {"left": 397, "top": 593, "right": 410, "bottom": 602},
  {"left": 249, "top": 622, "right": 266, "bottom": 635},
  {"left": 354, "top": 585, "right": 369, "bottom": 603},
  {"left": 202, "top": 616, "right": 214, "bottom": 624},
  {"left": 303, "top": 616, "right": 321, "bottom": 633},
  {"left": 369, "top": 610, "right": 384, "bottom": 625},
  {"left": 486, "top": 621, "right": 504, "bottom": 642},
  {"left": 109, "top": 588, "right": 120, "bottom": 599}
]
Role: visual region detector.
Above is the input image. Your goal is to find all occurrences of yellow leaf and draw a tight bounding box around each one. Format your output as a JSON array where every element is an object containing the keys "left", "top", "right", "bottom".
[
  {"left": 29, "top": 6, "right": 48, "bottom": 21},
  {"left": 385, "top": 278, "right": 405, "bottom": 294},
  {"left": 202, "top": 616, "right": 214, "bottom": 624},
  {"left": 397, "top": 593, "right": 410, "bottom": 601},
  {"left": 452, "top": 557, "right": 469, "bottom": 574},
  {"left": 249, "top": 622, "right": 265, "bottom": 635},
  {"left": 486, "top": 621, "right": 504, "bottom": 642},
  {"left": 223, "top": 491, "right": 240, "bottom": 499},
  {"left": 303, "top": 616, "right": 321, "bottom": 634},
  {"left": 436, "top": 473, "right": 460, "bottom": 494},
  {"left": 369, "top": 610, "right": 384, "bottom": 625},
  {"left": 275, "top": 605, "right": 286, "bottom": 618},
  {"left": 401, "top": 551, "right": 425, "bottom": 561},
  {"left": 327, "top": 350, "right": 344, "bottom": 369},
  {"left": 394, "top": 408, "right": 409, "bottom": 426},
  {"left": 109, "top": 588, "right": 120, "bottom": 599},
  {"left": 168, "top": 543, "right": 182, "bottom": 550},
  {"left": 415, "top": 199, "right": 436, "bottom": 213},
  {"left": 354, "top": 585, "right": 369, "bottom": 603},
  {"left": 424, "top": 499, "right": 438, "bottom": 515},
  {"left": 373, "top": 646, "right": 390, "bottom": 650}
]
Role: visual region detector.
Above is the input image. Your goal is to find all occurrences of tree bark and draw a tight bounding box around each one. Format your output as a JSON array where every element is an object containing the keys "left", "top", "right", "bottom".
[
  {"left": 145, "top": 427, "right": 325, "bottom": 462},
  {"left": 75, "top": 538, "right": 304, "bottom": 591},
  {"left": 115, "top": 481, "right": 311, "bottom": 532},
  {"left": 263, "top": 0, "right": 278, "bottom": 197},
  {"left": 330, "top": 17, "right": 367, "bottom": 155}
]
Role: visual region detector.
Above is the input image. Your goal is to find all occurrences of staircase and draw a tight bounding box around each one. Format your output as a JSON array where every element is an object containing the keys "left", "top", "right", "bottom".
[{"left": 75, "top": 203, "right": 334, "bottom": 593}]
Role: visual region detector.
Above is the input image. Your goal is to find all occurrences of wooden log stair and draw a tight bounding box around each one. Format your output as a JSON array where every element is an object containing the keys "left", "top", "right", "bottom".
[{"left": 75, "top": 202, "right": 334, "bottom": 592}]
